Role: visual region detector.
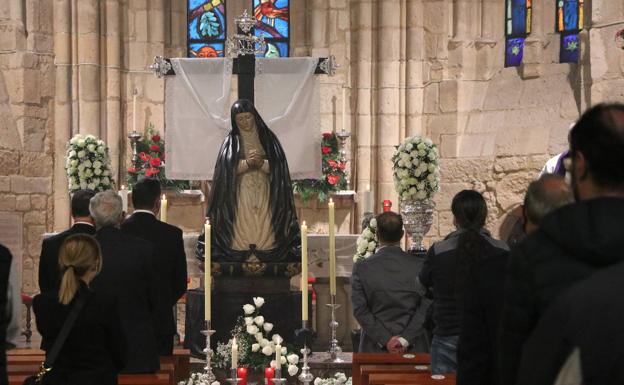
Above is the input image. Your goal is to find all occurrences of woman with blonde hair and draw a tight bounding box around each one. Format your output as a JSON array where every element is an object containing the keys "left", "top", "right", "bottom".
[{"left": 34, "top": 234, "right": 126, "bottom": 385}]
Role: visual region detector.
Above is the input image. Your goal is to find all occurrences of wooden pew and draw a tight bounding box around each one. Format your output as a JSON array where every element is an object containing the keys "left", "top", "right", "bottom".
[
  {"left": 352, "top": 353, "right": 432, "bottom": 385},
  {"left": 360, "top": 364, "right": 431, "bottom": 385},
  {"left": 8, "top": 373, "right": 171, "bottom": 385},
  {"left": 368, "top": 373, "right": 456, "bottom": 385}
]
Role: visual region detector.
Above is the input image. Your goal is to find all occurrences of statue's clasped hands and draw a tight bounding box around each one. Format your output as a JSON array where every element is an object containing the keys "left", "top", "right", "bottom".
[{"left": 246, "top": 150, "right": 264, "bottom": 169}]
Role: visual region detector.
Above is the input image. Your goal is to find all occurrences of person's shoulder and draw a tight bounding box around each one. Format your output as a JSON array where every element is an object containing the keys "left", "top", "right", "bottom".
[
  {"left": 0, "top": 243, "right": 11, "bottom": 260},
  {"left": 156, "top": 220, "right": 183, "bottom": 238},
  {"left": 33, "top": 292, "right": 60, "bottom": 314},
  {"left": 45, "top": 228, "right": 73, "bottom": 244},
  {"left": 431, "top": 233, "right": 460, "bottom": 256}
]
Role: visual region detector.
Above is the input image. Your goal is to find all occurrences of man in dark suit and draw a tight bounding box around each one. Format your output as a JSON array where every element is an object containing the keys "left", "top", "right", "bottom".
[
  {"left": 121, "top": 178, "right": 187, "bottom": 355},
  {"left": 351, "top": 211, "right": 431, "bottom": 353},
  {"left": 38, "top": 189, "right": 96, "bottom": 294},
  {"left": 89, "top": 190, "right": 160, "bottom": 373}
]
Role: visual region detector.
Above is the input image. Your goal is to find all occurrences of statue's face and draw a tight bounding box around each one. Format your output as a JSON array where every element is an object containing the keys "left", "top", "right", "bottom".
[{"left": 235, "top": 112, "right": 256, "bottom": 132}]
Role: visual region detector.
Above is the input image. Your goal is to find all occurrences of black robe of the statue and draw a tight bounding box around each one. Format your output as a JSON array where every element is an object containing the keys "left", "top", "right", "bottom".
[{"left": 196, "top": 99, "right": 300, "bottom": 264}]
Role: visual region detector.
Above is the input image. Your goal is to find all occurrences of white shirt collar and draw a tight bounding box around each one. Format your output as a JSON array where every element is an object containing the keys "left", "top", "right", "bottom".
[
  {"left": 377, "top": 243, "right": 401, "bottom": 251},
  {"left": 73, "top": 221, "right": 94, "bottom": 227},
  {"left": 132, "top": 209, "right": 156, "bottom": 216}
]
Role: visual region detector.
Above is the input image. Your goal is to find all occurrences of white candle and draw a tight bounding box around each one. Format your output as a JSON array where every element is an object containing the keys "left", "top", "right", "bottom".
[
  {"left": 132, "top": 89, "right": 137, "bottom": 133},
  {"left": 301, "top": 221, "right": 308, "bottom": 321},
  {"left": 204, "top": 219, "right": 211, "bottom": 321},
  {"left": 362, "top": 184, "right": 373, "bottom": 213},
  {"left": 275, "top": 343, "right": 282, "bottom": 368},
  {"left": 231, "top": 338, "right": 238, "bottom": 369},
  {"left": 160, "top": 194, "right": 167, "bottom": 222},
  {"left": 328, "top": 198, "right": 336, "bottom": 296},
  {"left": 342, "top": 87, "right": 347, "bottom": 131},
  {"left": 118, "top": 185, "right": 128, "bottom": 213}
]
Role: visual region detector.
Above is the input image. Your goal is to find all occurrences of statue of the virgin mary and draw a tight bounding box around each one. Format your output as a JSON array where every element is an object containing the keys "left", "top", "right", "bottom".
[{"left": 197, "top": 99, "right": 300, "bottom": 266}]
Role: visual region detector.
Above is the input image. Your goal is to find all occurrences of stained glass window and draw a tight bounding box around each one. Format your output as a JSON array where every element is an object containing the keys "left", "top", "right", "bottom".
[
  {"left": 253, "top": 0, "right": 290, "bottom": 58},
  {"left": 505, "top": 0, "right": 532, "bottom": 67},
  {"left": 188, "top": 0, "right": 227, "bottom": 57},
  {"left": 556, "top": 0, "right": 583, "bottom": 63}
]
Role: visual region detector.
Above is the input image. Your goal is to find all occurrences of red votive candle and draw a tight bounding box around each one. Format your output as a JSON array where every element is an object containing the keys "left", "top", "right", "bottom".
[
  {"left": 237, "top": 367, "right": 248, "bottom": 385},
  {"left": 265, "top": 367, "right": 275, "bottom": 385},
  {"left": 383, "top": 199, "right": 392, "bottom": 212}
]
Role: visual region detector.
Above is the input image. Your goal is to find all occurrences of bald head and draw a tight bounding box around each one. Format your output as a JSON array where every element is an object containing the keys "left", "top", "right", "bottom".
[{"left": 524, "top": 174, "right": 574, "bottom": 233}]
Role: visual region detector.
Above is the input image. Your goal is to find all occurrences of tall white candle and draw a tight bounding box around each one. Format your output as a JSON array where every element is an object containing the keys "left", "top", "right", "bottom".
[
  {"left": 231, "top": 338, "right": 238, "bottom": 369},
  {"left": 328, "top": 198, "right": 336, "bottom": 296},
  {"left": 204, "top": 219, "right": 211, "bottom": 321},
  {"left": 132, "top": 89, "right": 137, "bottom": 133},
  {"left": 362, "top": 184, "right": 373, "bottom": 213},
  {"left": 275, "top": 343, "right": 282, "bottom": 368},
  {"left": 342, "top": 87, "right": 347, "bottom": 131},
  {"left": 160, "top": 194, "right": 167, "bottom": 222},
  {"left": 301, "top": 221, "right": 308, "bottom": 321},
  {"left": 118, "top": 185, "right": 128, "bottom": 213}
]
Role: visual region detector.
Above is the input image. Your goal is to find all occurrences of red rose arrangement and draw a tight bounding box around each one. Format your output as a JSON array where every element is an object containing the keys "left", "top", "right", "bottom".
[
  {"left": 126, "top": 123, "right": 189, "bottom": 191},
  {"left": 292, "top": 132, "right": 347, "bottom": 203}
]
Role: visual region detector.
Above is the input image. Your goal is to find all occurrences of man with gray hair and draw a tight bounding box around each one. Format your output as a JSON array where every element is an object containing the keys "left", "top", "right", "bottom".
[
  {"left": 90, "top": 190, "right": 160, "bottom": 373},
  {"left": 523, "top": 174, "right": 574, "bottom": 234}
]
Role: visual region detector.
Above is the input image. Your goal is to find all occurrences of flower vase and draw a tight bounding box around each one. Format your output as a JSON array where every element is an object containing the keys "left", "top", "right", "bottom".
[{"left": 400, "top": 199, "right": 435, "bottom": 253}]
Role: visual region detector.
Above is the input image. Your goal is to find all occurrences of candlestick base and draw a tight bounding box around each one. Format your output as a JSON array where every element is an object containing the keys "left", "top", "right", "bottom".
[
  {"left": 298, "top": 346, "right": 314, "bottom": 385},
  {"left": 271, "top": 378, "right": 287, "bottom": 385},
  {"left": 226, "top": 368, "right": 240, "bottom": 385},
  {"left": 326, "top": 297, "right": 343, "bottom": 363}
]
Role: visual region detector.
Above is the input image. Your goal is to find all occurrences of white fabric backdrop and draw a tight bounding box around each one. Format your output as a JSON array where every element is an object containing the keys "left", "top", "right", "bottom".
[{"left": 164, "top": 57, "right": 321, "bottom": 181}]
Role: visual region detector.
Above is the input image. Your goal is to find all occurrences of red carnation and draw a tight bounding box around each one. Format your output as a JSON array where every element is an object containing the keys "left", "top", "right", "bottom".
[
  {"left": 150, "top": 144, "right": 161, "bottom": 152},
  {"left": 322, "top": 146, "right": 332, "bottom": 154},
  {"left": 150, "top": 157, "right": 161, "bottom": 167},
  {"left": 145, "top": 167, "right": 160, "bottom": 177},
  {"left": 327, "top": 159, "right": 339, "bottom": 168},
  {"left": 322, "top": 132, "right": 332, "bottom": 139},
  {"left": 152, "top": 135, "right": 161, "bottom": 142},
  {"left": 327, "top": 174, "right": 341, "bottom": 185},
  {"left": 127, "top": 167, "right": 139, "bottom": 174},
  {"left": 139, "top": 152, "right": 151, "bottom": 162}
]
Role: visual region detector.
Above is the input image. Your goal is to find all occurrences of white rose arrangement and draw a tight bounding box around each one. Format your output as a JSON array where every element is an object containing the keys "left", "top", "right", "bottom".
[
  {"left": 353, "top": 218, "right": 378, "bottom": 262},
  {"left": 392, "top": 136, "right": 440, "bottom": 201},
  {"left": 314, "top": 372, "right": 352, "bottom": 385},
  {"left": 213, "top": 297, "right": 300, "bottom": 376},
  {"left": 65, "top": 134, "right": 115, "bottom": 193}
]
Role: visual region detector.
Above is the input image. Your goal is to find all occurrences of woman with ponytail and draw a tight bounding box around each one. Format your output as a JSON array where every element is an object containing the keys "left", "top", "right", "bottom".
[
  {"left": 33, "top": 234, "right": 126, "bottom": 385},
  {"left": 419, "top": 190, "right": 509, "bottom": 380}
]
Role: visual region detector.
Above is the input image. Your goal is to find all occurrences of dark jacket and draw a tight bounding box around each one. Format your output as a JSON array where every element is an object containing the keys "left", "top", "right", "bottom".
[
  {"left": 121, "top": 211, "right": 187, "bottom": 354},
  {"left": 33, "top": 282, "right": 126, "bottom": 385},
  {"left": 516, "top": 261, "right": 624, "bottom": 385},
  {"left": 457, "top": 250, "right": 509, "bottom": 385},
  {"left": 39, "top": 223, "right": 96, "bottom": 294},
  {"left": 351, "top": 245, "right": 431, "bottom": 352},
  {"left": 419, "top": 230, "right": 509, "bottom": 336},
  {"left": 92, "top": 226, "right": 160, "bottom": 373},
  {"left": 500, "top": 197, "right": 624, "bottom": 385},
  {"left": 0, "top": 244, "right": 11, "bottom": 385}
]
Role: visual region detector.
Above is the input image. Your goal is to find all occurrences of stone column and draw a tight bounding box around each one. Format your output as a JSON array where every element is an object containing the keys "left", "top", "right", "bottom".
[
  {"left": 76, "top": 0, "right": 101, "bottom": 136},
  {"left": 105, "top": 0, "right": 122, "bottom": 184},
  {"left": 53, "top": 0, "right": 72, "bottom": 231},
  {"left": 309, "top": 0, "right": 329, "bottom": 57},
  {"left": 375, "top": 0, "right": 402, "bottom": 207},
  {"left": 405, "top": 0, "right": 425, "bottom": 137}
]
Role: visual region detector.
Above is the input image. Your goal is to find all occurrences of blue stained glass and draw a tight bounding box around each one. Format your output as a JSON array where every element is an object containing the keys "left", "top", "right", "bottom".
[
  {"left": 505, "top": 38, "right": 525, "bottom": 67},
  {"left": 253, "top": 0, "right": 290, "bottom": 39},
  {"left": 560, "top": 33, "right": 580, "bottom": 63},
  {"left": 563, "top": 0, "right": 579, "bottom": 31},
  {"left": 189, "top": 42, "right": 225, "bottom": 58},
  {"left": 511, "top": 0, "right": 527, "bottom": 36},
  {"left": 256, "top": 41, "right": 289, "bottom": 58}
]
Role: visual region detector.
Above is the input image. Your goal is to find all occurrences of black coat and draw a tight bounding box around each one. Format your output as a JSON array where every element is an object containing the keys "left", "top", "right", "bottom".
[
  {"left": 0, "top": 244, "right": 12, "bottom": 385},
  {"left": 500, "top": 197, "right": 624, "bottom": 385},
  {"left": 351, "top": 245, "right": 431, "bottom": 352},
  {"left": 33, "top": 283, "right": 126, "bottom": 385},
  {"left": 121, "top": 212, "right": 187, "bottom": 352},
  {"left": 516, "top": 261, "right": 624, "bottom": 385},
  {"left": 92, "top": 226, "right": 160, "bottom": 373},
  {"left": 457, "top": 250, "right": 509, "bottom": 385},
  {"left": 39, "top": 223, "right": 96, "bottom": 294}
]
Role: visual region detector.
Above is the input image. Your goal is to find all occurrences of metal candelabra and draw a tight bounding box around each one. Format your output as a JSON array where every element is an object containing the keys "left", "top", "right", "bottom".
[
  {"left": 326, "top": 294, "right": 343, "bottom": 362},
  {"left": 272, "top": 368, "right": 286, "bottom": 385},
  {"left": 298, "top": 321, "right": 314, "bottom": 385},
  {"left": 335, "top": 129, "right": 351, "bottom": 190},
  {"left": 127, "top": 130, "right": 142, "bottom": 167}
]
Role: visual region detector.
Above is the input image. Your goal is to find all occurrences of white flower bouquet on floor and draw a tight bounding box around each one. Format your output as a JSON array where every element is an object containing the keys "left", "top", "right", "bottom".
[
  {"left": 65, "top": 134, "right": 114, "bottom": 193},
  {"left": 353, "top": 218, "right": 378, "bottom": 262},
  {"left": 213, "top": 297, "right": 300, "bottom": 376},
  {"left": 392, "top": 136, "right": 440, "bottom": 201},
  {"left": 314, "top": 372, "right": 352, "bottom": 385}
]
